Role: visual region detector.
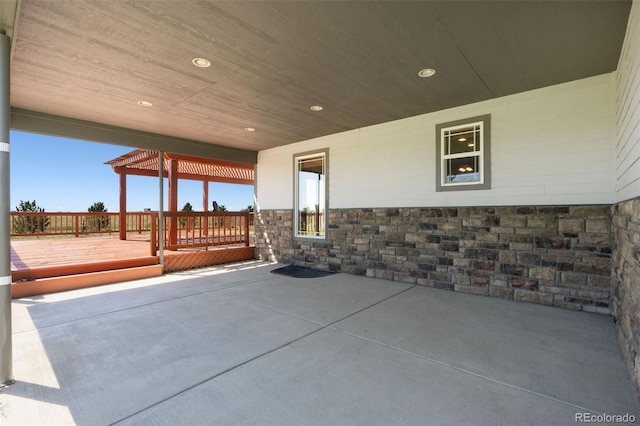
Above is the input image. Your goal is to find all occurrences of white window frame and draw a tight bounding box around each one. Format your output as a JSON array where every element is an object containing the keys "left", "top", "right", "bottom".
[
  {"left": 293, "top": 149, "right": 328, "bottom": 240},
  {"left": 436, "top": 114, "right": 491, "bottom": 192}
]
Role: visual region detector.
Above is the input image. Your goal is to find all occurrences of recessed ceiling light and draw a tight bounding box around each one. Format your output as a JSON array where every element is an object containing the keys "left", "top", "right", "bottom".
[
  {"left": 244, "top": 127, "right": 256, "bottom": 132},
  {"left": 458, "top": 137, "right": 467, "bottom": 142},
  {"left": 192, "top": 57, "right": 211, "bottom": 68},
  {"left": 418, "top": 68, "right": 436, "bottom": 78},
  {"left": 137, "top": 100, "right": 153, "bottom": 107},
  {"left": 310, "top": 105, "right": 323, "bottom": 111}
]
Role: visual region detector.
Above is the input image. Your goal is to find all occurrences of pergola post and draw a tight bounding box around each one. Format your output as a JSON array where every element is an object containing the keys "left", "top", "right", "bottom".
[
  {"left": 0, "top": 34, "right": 14, "bottom": 386},
  {"left": 168, "top": 158, "right": 178, "bottom": 246},
  {"left": 119, "top": 172, "right": 127, "bottom": 240},
  {"left": 203, "top": 180, "right": 209, "bottom": 236}
]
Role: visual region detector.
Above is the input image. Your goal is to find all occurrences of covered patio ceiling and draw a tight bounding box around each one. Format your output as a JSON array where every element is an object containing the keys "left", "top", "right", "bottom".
[{"left": 3, "top": 1, "right": 632, "bottom": 161}]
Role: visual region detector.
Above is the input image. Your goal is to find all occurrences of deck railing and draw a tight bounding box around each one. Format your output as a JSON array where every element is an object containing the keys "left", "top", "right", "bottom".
[
  {"left": 10, "top": 212, "right": 151, "bottom": 237},
  {"left": 150, "top": 211, "right": 253, "bottom": 255},
  {"left": 11, "top": 212, "right": 253, "bottom": 241}
]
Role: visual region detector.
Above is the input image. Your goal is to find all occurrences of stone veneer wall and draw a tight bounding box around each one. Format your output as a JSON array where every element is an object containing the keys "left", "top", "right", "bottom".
[
  {"left": 255, "top": 205, "right": 613, "bottom": 313},
  {"left": 612, "top": 197, "right": 640, "bottom": 389}
]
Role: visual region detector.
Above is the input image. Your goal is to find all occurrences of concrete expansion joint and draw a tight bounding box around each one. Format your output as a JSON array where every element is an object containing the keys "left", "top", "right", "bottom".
[{"left": 323, "top": 284, "right": 417, "bottom": 328}]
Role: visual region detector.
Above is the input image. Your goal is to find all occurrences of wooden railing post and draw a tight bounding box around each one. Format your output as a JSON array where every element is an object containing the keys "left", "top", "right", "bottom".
[
  {"left": 244, "top": 211, "right": 250, "bottom": 246},
  {"left": 150, "top": 212, "right": 157, "bottom": 256},
  {"left": 204, "top": 211, "right": 209, "bottom": 251},
  {"left": 203, "top": 211, "right": 209, "bottom": 237},
  {"left": 75, "top": 214, "right": 80, "bottom": 237}
]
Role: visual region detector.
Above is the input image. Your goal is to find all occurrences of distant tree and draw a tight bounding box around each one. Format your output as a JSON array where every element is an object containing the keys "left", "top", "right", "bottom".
[
  {"left": 86, "top": 201, "right": 110, "bottom": 232},
  {"left": 181, "top": 202, "right": 194, "bottom": 227},
  {"left": 211, "top": 201, "right": 227, "bottom": 227},
  {"left": 88, "top": 201, "right": 107, "bottom": 212},
  {"left": 211, "top": 201, "right": 228, "bottom": 211},
  {"left": 244, "top": 205, "right": 254, "bottom": 212},
  {"left": 13, "top": 200, "right": 49, "bottom": 234}
]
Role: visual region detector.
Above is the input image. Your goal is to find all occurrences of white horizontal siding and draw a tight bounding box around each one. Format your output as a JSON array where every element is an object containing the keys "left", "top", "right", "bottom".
[
  {"left": 257, "top": 74, "right": 615, "bottom": 209},
  {"left": 615, "top": 0, "right": 640, "bottom": 202}
]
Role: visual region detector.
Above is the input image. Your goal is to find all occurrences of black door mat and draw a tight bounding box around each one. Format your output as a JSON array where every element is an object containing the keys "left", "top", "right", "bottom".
[{"left": 271, "top": 265, "right": 337, "bottom": 279}]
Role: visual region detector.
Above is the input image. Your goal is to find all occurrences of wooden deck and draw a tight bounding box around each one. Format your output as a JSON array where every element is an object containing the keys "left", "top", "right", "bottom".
[
  {"left": 11, "top": 234, "right": 153, "bottom": 271},
  {"left": 10, "top": 234, "right": 256, "bottom": 298}
]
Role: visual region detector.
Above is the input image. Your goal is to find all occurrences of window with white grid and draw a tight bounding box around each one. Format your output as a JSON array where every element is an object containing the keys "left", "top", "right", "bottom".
[{"left": 436, "top": 115, "right": 491, "bottom": 191}]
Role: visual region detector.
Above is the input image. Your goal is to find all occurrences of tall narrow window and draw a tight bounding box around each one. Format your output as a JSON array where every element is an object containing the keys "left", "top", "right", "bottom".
[
  {"left": 436, "top": 114, "right": 491, "bottom": 191},
  {"left": 294, "top": 150, "right": 327, "bottom": 239}
]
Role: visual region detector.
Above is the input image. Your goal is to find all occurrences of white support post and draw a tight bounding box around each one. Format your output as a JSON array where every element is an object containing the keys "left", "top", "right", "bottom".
[{"left": 0, "top": 33, "right": 14, "bottom": 386}]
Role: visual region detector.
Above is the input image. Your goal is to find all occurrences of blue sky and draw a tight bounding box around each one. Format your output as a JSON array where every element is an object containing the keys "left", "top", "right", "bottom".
[{"left": 9, "top": 131, "right": 255, "bottom": 212}]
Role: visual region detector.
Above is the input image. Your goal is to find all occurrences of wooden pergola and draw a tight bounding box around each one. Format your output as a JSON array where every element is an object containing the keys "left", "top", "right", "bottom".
[{"left": 105, "top": 149, "right": 255, "bottom": 241}]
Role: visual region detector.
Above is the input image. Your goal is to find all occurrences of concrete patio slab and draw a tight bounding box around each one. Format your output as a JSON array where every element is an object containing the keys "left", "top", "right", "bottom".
[
  {"left": 1, "top": 260, "right": 638, "bottom": 425},
  {"left": 120, "top": 327, "right": 585, "bottom": 426}
]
